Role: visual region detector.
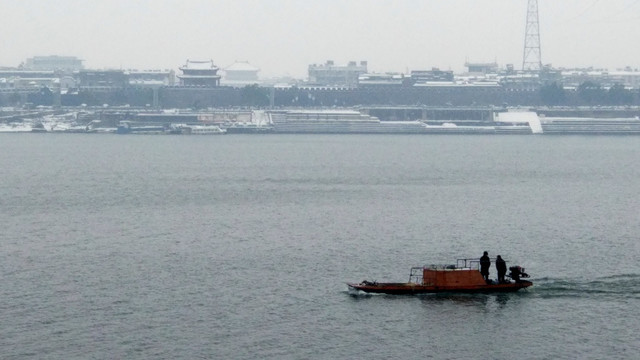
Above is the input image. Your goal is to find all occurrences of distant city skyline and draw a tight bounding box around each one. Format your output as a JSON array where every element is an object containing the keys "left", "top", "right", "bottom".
[{"left": 2, "top": 0, "right": 640, "bottom": 77}]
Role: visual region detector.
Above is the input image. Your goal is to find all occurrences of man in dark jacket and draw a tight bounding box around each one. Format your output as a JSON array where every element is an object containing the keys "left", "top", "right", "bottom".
[
  {"left": 496, "top": 255, "right": 507, "bottom": 283},
  {"left": 480, "top": 251, "right": 491, "bottom": 281}
]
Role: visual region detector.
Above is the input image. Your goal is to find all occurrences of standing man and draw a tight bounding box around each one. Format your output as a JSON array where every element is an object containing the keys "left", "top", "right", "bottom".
[
  {"left": 480, "top": 251, "right": 491, "bottom": 282},
  {"left": 496, "top": 255, "right": 507, "bottom": 283}
]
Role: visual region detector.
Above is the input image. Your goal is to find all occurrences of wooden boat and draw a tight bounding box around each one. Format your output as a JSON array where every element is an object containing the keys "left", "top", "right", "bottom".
[{"left": 347, "top": 258, "right": 531, "bottom": 295}]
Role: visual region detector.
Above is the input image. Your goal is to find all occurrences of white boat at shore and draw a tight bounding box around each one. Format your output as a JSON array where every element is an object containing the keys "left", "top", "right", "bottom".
[
  {"left": 0, "top": 123, "right": 33, "bottom": 132},
  {"left": 270, "top": 110, "right": 429, "bottom": 133},
  {"left": 539, "top": 117, "right": 640, "bottom": 134},
  {"left": 181, "top": 125, "right": 226, "bottom": 135}
]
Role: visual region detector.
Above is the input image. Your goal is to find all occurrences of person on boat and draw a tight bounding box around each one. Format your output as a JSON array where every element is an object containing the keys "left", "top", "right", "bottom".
[
  {"left": 479, "top": 251, "right": 491, "bottom": 282},
  {"left": 496, "top": 255, "right": 507, "bottom": 283}
]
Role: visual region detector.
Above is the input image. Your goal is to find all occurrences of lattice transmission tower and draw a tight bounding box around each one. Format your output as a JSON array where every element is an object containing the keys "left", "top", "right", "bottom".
[{"left": 522, "top": 0, "right": 542, "bottom": 72}]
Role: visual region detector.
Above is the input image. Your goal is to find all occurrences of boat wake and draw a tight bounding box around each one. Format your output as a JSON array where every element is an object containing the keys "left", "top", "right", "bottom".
[{"left": 530, "top": 274, "right": 640, "bottom": 299}]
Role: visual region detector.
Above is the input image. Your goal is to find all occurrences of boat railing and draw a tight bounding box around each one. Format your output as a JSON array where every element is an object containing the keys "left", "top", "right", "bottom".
[
  {"left": 457, "top": 258, "right": 481, "bottom": 270},
  {"left": 410, "top": 259, "right": 504, "bottom": 283},
  {"left": 457, "top": 257, "right": 508, "bottom": 270}
]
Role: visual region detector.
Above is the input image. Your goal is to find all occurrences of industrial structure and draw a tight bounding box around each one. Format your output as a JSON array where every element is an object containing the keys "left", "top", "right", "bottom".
[{"left": 522, "top": 0, "right": 542, "bottom": 72}]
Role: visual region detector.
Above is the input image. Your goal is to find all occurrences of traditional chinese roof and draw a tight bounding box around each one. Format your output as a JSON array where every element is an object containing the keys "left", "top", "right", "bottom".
[
  {"left": 177, "top": 74, "right": 221, "bottom": 79},
  {"left": 225, "top": 61, "right": 260, "bottom": 72},
  {"left": 180, "top": 60, "right": 219, "bottom": 71}
]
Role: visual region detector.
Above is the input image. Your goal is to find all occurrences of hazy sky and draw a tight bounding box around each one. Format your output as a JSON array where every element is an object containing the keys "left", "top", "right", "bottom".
[{"left": 2, "top": 0, "right": 639, "bottom": 77}]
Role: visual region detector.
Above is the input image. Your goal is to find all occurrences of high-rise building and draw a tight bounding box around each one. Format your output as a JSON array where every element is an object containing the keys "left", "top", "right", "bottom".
[
  {"left": 24, "top": 55, "right": 84, "bottom": 71},
  {"left": 308, "top": 60, "right": 368, "bottom": 87}
]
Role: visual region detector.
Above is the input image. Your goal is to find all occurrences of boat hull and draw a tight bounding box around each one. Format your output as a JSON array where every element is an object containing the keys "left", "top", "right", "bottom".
[{"left": 347, "top": 281, "right": 532, "bottom": 295}]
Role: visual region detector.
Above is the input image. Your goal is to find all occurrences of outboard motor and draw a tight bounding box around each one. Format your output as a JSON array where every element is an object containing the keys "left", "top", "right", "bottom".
[{"left": 509, "top": 266, "right": 530, "bottom": 282}]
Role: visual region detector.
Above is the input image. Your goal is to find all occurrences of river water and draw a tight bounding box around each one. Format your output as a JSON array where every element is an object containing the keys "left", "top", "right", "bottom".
[{"left": 1, "top": 134, "right": 639, "bottom": 359}]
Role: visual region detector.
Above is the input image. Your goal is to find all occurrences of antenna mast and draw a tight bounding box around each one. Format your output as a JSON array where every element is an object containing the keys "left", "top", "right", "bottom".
[{"left": 522, "top": 0, "right": 542, "bottom": 72}]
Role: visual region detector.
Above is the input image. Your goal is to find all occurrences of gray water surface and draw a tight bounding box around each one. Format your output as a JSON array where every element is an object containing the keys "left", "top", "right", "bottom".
[{"left": 1, "top": 134, "right": 639, "bottom": 359}]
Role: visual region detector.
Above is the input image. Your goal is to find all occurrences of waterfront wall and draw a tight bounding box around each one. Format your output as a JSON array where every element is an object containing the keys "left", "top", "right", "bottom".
[{"left": 2, "top": 85, "right": 640, "bottom": 110}]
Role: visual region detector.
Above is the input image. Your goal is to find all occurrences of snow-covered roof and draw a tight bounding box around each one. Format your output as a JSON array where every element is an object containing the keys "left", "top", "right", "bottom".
[
  {"left": 181, "top": 60, "right": 217, "bottom": 70},
  {"left": 225, "top": 61, "right": 260, "bottom": 72}
]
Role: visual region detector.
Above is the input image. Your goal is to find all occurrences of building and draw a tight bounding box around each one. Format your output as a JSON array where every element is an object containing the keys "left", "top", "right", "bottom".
[
  {"left": 358, "top": 73, "right": 406, "bottom": 87},
  {"left": 221, "top": 61, "right": 260, "bottom": 87},
  {"left": 0, "top": 56, "right": 82, "bottom": 90},
  {"left": 410, "top": 68, "right": 454, "bottom": 84},
  {"left": 465, "top": 62, "right": 499, "bottom": 74},
  {"left": 24, "top": 55, "right": 83, "bottom": 71},
  {"left": 559, "top": 67, "right": 640, "bottom": 90},
  {"left": 0, "top": 68, "right": 59, "bottom": 89},
  {"left": 78, "top": 70, "right": 128, "bottom": 88},
  {"left": 128, "top": 69, "right": 175, "bottom": 87},
  {"left": 308, "top": 60, "right": 368, "bottom": 88},
  {"left": 178, "top": 60, "right": 221, "bottom": 87}
]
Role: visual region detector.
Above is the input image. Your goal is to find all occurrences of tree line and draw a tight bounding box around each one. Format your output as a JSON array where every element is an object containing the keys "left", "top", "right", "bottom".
[{"left": 540, "top": 82, "right": 637, "bottom": 106}]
